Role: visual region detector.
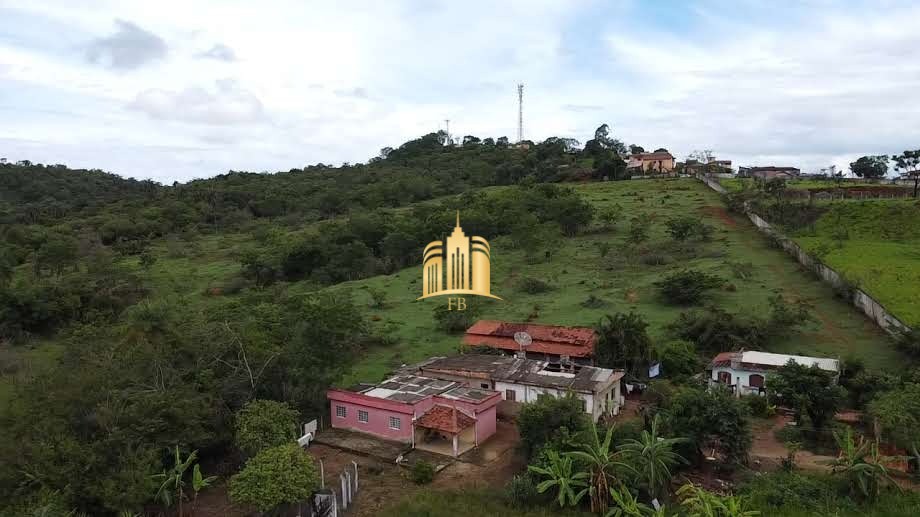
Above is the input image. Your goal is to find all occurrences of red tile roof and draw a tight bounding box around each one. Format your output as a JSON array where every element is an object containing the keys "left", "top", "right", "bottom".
[
  {"left": 463, "top": 320, "right": 596, "bottom": 358},
  {"left": 416, "top": 405, "right": 475, "bottom": 434},
  {"left": 710, "top": 351, "right": 735, "bottom": 368}
]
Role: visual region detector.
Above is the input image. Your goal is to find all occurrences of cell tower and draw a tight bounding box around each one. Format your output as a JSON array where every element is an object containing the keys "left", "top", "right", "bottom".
[
  {"left": 443, "top": 119, "right": 450, "bottom": 145},
  {"left": 516, "top": 83, "right": 524, "bottom": 143}
]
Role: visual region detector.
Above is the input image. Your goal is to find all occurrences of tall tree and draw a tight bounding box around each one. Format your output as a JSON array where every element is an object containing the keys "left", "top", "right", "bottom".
[
  {"left": 849, "top": 155, "right": 889, "bottom": 178},
  {"left": 893, "top": 149, "right": 920, "bottom": 197},
  {"left": 768, "top": 361, "right": 845, "bottom": 433},
  {"left": 595, "top": 312, "right": 652, "bottom": 375}
]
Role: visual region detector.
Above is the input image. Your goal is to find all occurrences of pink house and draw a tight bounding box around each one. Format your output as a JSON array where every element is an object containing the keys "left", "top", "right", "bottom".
[{"left": 327, "top": 374, "right": 500, "bottom": 457}]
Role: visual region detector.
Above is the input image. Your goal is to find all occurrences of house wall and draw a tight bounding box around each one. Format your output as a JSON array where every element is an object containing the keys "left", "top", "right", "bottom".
[
  {"left": 329, "top": 399, "right": 415, "bottom": 442},
  {"left": 494, "top": 381, "right": 600, "bottom": 420},
  {"left": 709, "top": 367, "right": 765, "bottom": 396},
  {"left": 475, "top": 405, "right": 497, "bottom": 443}
]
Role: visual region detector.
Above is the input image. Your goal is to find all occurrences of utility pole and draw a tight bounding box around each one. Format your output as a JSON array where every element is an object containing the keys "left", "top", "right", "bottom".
[
  {"left": 516, "top": 83, "right": 524, "bottom": 143},
  {"left": 443, "top": 119, "right": 450, "bottom": 145}
]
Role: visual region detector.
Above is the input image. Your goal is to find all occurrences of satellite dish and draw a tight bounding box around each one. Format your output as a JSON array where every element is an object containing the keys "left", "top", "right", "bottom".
[{"left": 514, "top": 332, "right": 532, "bottom": 350}]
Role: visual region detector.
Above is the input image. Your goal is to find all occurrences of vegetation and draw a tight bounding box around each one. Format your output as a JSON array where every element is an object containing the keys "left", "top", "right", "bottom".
[
  {"left": 410, "top": 460, "right": 436, "bottom": 485},
  {"left": 228, "top": 443, "right": 319, "bottom": 513},
  {"left": 594, "top": 312, "right": 652, "bottom": 376},
  {"left": 518, "top": 393, "right": 588, "bottom": 458},
  {"left": 654, "top": 269, "right": 723, "bottom": 305},
  {"left": 234, "top": 399, "right": 299, "bottom": 456},
  {"left": 769, "top": 362, "right": 846, "bottom": 440}
]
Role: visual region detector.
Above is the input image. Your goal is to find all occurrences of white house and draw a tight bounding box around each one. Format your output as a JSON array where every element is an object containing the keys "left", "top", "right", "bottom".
[
  {"left": 707, "top": 350, "right": 840, "bottom": 396},
  {"left": 414, "top": 354, "right": 624, "bottom": 422}
]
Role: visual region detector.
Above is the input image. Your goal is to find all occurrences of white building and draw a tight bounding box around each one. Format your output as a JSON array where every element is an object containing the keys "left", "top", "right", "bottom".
[
  {"left": 707, "top": 350, "right": 840, "bottom": 396},
  {"left": 413, "top": 354, "right": 624, "bottom": 422}
]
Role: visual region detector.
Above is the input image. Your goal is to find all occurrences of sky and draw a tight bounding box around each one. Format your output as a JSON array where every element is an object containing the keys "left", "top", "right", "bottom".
[{"left": 2, "top": 0, "right": 919, "bottom": 183}]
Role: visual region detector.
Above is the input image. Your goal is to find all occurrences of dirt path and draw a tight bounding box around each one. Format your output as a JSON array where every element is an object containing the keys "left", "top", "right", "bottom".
[
  {"left": 750, "top": 415, "right": 835, "bottom": 472},
  {"left": 700, "top": 205, "right": 738, "bottom": 227}
]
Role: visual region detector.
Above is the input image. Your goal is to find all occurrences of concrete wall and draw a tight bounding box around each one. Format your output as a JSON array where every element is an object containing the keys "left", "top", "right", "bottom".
[
  {"left": 709, "top": 367, "right": 765, "bottom": 396},
  {"left": 329, "top": 399, "right": 416, "bottom": 442},
  {"left": 476, "top": 405, "right": 497, "bottom": 443},
  {"left": 697, "top": 176, "right": 911, "bottom": 335}
]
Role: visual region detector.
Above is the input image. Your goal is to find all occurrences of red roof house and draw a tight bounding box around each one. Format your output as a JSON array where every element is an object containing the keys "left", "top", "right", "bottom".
[{"left": 463, "top": 320, "right": 596, "bottom": 363}]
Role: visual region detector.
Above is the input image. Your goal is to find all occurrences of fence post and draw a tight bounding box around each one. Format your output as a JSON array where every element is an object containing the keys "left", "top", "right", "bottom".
[
  {"left": 340, "top": 474, "right": 347, "bottom": 510},
  {"left": 352, "top": 461, "right": 358, "bottom": 492}
]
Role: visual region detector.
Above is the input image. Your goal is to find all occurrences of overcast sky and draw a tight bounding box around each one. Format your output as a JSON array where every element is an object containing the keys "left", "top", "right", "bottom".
[{"left": 2, "top": 0, "right": 919, "bottom": 183}]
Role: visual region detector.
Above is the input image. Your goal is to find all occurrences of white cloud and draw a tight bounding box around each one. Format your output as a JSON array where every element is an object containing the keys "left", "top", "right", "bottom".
[
  {"left": 128, "top": 79, "right": 265, "bottom": 125},
  {"left": 1, "top": 0, "right": 919, "bottom": 180}
]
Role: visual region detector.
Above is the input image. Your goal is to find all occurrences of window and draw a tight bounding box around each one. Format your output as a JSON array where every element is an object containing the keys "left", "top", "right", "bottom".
[
  {"left": 749, "top": 374, "right": 765, "bottom": 388},
  {"left": 358, "top": 410, "right": 369, "bottom": 423},
  {"left": 480, "top": 383, "right": 490, "bottom": 389},
  {"left": 389, "top": 416, "right": 401, "bottom": 430},
  {"left": 718, "top": 371, "right": 731, "bottom": 384},
  {"left": 505, "top": 389, "right": 516, "bottom": 401},
  {"left": 335, "top": 405, "right": 346, "bottom": 418}
]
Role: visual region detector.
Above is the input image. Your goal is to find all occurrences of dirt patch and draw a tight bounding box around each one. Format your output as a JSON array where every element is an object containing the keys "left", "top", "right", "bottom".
[
  {"left": 700, "top": 205, "right": 738, "bottom": 228},
  {"left": 749, "top": 414, "right": 835, "bottom": 472}
]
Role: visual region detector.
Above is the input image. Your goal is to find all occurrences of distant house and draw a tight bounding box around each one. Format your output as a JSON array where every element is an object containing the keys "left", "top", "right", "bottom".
[
  {"left": 627, "top": 151, "right": 676, "bottom": 174},
  {"left": 327, "top": 374, "right": 500, "bottom": 457},
  {"left": 707, "top": 350, "right": 840, "bottom": 396},
  {"left": 415, "top": 354, "right": 624, "bottom": 421},
  {"left": 464, "top": 320, "right": 596, "bottom": 364},
  {"left": 684, "top": 158, "right": 733, "bottom": 175},
  {"left": 738, "top": 166, "right": 801, "bottom": 180}
]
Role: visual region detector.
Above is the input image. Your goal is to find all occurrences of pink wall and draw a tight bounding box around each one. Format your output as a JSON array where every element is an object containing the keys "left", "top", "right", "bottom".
[
  {"left": 475, "top": 405, "right": 497, "bottom": 443},
  {"left": 328, "top": 390, "right": 416, "bottom": 442}
]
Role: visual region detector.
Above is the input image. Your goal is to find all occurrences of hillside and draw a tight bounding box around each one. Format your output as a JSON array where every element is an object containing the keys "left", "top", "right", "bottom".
[{"left": 0, "top": 136, "right": 909, "bottom": 515}]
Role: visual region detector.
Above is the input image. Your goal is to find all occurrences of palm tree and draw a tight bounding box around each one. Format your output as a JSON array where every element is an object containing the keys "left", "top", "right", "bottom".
[
  {"left": 618, "top": 414, "right": 687, "bottom": 499},
  {"left": 528, "top": 450, "right": 590, "bottom": 508},
  {"left": 827, "top": 427, "right": 897, "bottom": 501},
  {"left": 565, "top": 423, "right": 633, "bottom": 514},
  {"left": 152, "top": 446, "right": 198, "bottom": 517}
]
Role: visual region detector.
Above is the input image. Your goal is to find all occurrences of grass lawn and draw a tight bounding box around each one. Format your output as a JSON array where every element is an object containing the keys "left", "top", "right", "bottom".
[{"left": 334, "top": 178, "right": 900, "bottom": 386}]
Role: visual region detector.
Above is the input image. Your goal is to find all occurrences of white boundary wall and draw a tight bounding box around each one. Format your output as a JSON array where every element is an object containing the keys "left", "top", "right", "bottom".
[{"left": 697, "top": 175, "right": 911, "bottom": 335}]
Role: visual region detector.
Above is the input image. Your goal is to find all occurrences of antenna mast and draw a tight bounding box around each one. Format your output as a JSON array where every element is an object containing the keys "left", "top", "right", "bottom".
[
  {"left": 516, "top": 83, "right": 524, "bottom": 143},
  {"left": 443, "top": 119, "right": 450, "bottom": 145}
]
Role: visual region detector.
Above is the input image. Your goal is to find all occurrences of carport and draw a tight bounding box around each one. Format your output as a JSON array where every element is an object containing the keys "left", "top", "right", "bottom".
[{"left": 414, "top": 405, "right": 477, "bottom": 457}]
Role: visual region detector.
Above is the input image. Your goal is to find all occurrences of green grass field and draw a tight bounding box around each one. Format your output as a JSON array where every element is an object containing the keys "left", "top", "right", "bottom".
[
  {"left": 719, "top": 178, "right": 901, "bottom": 192},
  {"left": 792, "top": 200, "right": 920, "bottom": 327},
  {"left": 330, "top": 179, "right": 899, "bottom": 386}
]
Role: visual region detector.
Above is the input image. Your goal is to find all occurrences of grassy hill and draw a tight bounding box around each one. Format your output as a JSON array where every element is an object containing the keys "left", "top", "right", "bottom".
[{"left": 792, "top": 200, "right": 920, "bottom": 326}]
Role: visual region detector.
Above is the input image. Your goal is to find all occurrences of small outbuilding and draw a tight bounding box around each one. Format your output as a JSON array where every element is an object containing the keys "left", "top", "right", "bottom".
[{"left": 463, "top": 320, "right": 596, "bottom": 365}]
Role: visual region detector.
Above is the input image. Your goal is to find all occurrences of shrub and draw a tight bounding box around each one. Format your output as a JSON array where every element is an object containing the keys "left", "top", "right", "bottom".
[
  {"left": 639, "top": 252, "right": 672, "bottom": 265},
  {"left": 229, "top": 444, "right": 319, "bottom": 513},
  {"left": 654, "top": 269, "right": 723, "bottom": 305},
  {"left": 518, "top": 393, "right": 588, "bottom": 458},
  {"left": 665, "top": 216, "right": 713, "bottom": 242},
  {"left": 656, "top": 340, "right": 700, "bottom": 380},
  {"left": 432, "top": 302, "right": 481, "bottom": 333},
  {"left": 505, "top": 474, "right": 540, "bottom": 508},
  {"left": 235, "top": 400, "right": 300, "bottom": 456},
  {"left": 580, "top": 294, "right": 608, "bottom": 308},
  {"left": 410, "top": 460, "right": 435, "bottom": 484},
  {"left": 627, "top": 217, "right": 650, "bottom": 245},
  {"left": 743, "top": 395, "right": 774, "bottom": 418},
  {"left": 517, "top": 277, "right": 553, "bottom": 294}
]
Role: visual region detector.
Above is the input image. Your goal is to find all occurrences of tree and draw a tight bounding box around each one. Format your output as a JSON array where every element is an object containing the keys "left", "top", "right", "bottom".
[
  {"left": 654, "top": 270, "right": 723, "bottom": 305},
  {"left": 152, "top": 447, "right": 200, "bottom": 517},
  {"left": 849, "top": 155, "right": 888, "bottom": 178},
  {"left": 518, "top": 393, "right": 588, "bottom": 458},
  {"left": 595, "top": 312, "right": 652, "bottom": 375},
  {"left": 496, "top": 136, "right": 510, "bottom": 147},
  {"left": 893, "top": 149, "right": 920, "bottom": 197},
  {"left": 235, "top": 399, "right": 299, "bottom": 456},
  {"left": 566, "top": 424, "right": 631, "bottom": 514},
  {"left": 768, "top": 362, "right": 845, "bottom": 433},
  {"left": 664, "top": 387, "right": 751, "bottom": 465},
  {"left": 629, "top": 145, "right": 646, "bottom": 155},
  {"left": 618, "top": 415, "right": 687, "bottom": 499},
  {"left": 462, "top": 135, "right": 481, "bottom": 146},
  {"left": 867, "top": 382, "right": 920, "bottom": 449},
  {"left": 664, "top": 217, "right": 712, "bottom": 242},
  {"left": 653, "top": 148, "right": 669, "bottom": 154},
  {"left": 827, "top": 428, "right": 896, "bottom": 502},
  {"left": 527, "top": 450, "right": 589, "bottom": 508},
  {"left": 656, "top": 340, "right": 700, "bottom": 380},
  {"left": 677, "top": 483, "right": 759, "bottom": 517},
  {"left": 228, "top": 444, "right": 319, "bottom": 513}
]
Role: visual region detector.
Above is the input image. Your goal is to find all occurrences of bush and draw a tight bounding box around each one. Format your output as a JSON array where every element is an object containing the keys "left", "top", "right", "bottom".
[
  {"left": 743, "top": 395, "right": 774, "bottom": 418},
  {"left": 580, "top": 294, "right": 607, "bottom": 308},
  {"left": 228, "top": 444, "right": 319, "bottom": 513},
  {"left": 410, "top": 460, "right": 435, "bottom": 484},
  {"left": 665, "top": 216, "right": 713, "bottom": 242},
  {"left": 235, "top": 399, "right": 300, "bottom": 457},
  {"left": 518, "top": 393, "right": 588, "bottom": 458},
  {"left": 517, "top": 277, "right": 553, "bottom": 294},
  {"left": 656, "top": 340, "right": 700, "bottom": 380},
  {"left": 432, "top": 302, "right": 481, "bottom": 333},
  {"left": 654, "top": 269, "right": 723, "bottom": 305},
  {"left": 505, "top": 474, "right": 540, "bottom": 508}
]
